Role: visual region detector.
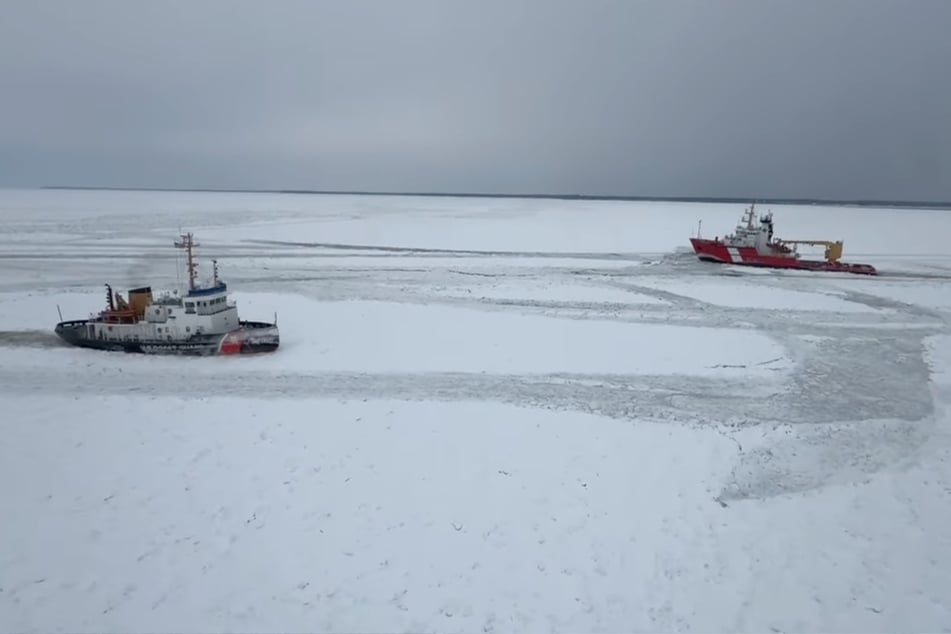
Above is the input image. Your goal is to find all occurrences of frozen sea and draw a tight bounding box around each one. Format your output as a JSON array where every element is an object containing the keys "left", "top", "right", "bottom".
[{"left": 1, "top": 188, "right": 950, "bottom": 632}]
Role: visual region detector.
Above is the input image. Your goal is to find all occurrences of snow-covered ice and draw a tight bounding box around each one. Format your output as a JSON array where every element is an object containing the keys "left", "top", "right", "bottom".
[
  {"left": 1, "top": 188, "right": 950, "bottom": 632},
  {"left": 629, "top": 277, "right": 882, "bottom": 313}
]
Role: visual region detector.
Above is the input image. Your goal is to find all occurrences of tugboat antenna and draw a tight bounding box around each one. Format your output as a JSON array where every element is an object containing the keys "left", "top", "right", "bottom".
[{"left": 174, "top": 232, "right": 200, "bottom": 291}]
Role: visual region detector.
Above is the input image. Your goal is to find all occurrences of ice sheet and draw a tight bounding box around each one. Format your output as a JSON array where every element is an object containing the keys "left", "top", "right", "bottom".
[
  {"left": 1, "top": 188, "right": 950, "bottom": 633},
  {"left": 630, "top": 276, "right": 881, "bottom": 312}
]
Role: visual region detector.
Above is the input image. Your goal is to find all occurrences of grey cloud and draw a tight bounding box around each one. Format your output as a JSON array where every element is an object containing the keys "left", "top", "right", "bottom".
[{"left": 1, "top": 0, "right": 949, "bottom": 200}]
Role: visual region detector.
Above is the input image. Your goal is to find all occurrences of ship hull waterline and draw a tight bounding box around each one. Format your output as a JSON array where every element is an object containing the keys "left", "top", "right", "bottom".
[
  {"left": 53, "top": 320, "right": 280, "bottom": 356},
  {"left": 689, "top": 238, "right": 878, "bottom": 276}
]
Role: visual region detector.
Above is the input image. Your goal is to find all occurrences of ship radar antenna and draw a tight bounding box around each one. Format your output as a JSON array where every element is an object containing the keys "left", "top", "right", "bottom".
[{"left": 174, "top": 232, "right": 200, "bottom": 291}]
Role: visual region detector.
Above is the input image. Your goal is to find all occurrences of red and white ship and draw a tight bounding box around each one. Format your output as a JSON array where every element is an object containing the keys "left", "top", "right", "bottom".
[{"left": 689, "top": 204, "right": 877, "bottom": 276}]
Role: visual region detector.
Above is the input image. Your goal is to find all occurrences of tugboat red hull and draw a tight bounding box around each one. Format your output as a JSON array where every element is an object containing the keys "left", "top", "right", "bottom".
[{"left": 689, "top": 238, "right": 877, "bottom": 276}]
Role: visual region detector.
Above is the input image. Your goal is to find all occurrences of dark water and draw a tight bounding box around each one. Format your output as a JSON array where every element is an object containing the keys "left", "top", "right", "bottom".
[{"left": 0, "top": 330, "right": 67, "bottom": 349}]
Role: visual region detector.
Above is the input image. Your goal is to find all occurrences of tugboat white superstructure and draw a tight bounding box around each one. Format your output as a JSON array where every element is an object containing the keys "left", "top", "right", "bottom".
[{"left": 54, "top": 232, "right": 280, "bottom": 355}]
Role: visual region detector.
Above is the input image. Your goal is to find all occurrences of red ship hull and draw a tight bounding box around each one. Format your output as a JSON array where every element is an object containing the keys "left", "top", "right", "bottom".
[{"left": 689, "top": 238, "right": 877, "bottom": 276}]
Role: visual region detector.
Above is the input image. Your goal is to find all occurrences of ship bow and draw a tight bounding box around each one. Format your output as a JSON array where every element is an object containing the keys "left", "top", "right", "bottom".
[{"left": 219, "top": 321, "right": 280, "bottom": 354}]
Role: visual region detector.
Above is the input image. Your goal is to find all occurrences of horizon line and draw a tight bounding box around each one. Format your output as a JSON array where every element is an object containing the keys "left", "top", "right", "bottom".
[{"left": 26, "top": 185, "right": 951, "bottom": 210}]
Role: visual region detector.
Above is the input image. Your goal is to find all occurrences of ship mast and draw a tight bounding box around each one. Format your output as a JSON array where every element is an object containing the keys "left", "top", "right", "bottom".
[{"left": 174, "top": 232, "right": 200, "bottom": 291}]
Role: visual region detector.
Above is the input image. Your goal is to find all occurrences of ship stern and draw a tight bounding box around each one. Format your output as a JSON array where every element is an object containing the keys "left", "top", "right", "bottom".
[{"left": 54, "top": 319, "right": 89, "bottom": 347}]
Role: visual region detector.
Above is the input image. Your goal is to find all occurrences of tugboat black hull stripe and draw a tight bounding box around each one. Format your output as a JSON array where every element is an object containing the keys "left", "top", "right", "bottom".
[{"left": 53, "top": 320, "right": 279, "bottom": 356}]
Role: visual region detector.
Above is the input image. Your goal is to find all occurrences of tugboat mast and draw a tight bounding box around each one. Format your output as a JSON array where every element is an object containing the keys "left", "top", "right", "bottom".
[{"left": 174, "top": 232, "right": 200, "bottom": 291}]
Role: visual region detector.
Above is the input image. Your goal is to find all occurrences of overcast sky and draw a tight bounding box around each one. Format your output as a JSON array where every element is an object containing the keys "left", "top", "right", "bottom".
[{"left": 1, "top": 0, "right": 949, "bottom": 200}]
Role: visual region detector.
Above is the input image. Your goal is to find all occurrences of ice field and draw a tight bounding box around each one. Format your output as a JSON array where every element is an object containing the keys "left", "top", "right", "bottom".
[{"left": 1, "top": 187, "right": 950, "bottom": 632}]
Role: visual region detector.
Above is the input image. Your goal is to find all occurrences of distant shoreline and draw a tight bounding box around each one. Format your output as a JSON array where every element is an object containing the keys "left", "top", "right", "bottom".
[{"left": 37, "top": 185, "right": 951, "bottom": 210}]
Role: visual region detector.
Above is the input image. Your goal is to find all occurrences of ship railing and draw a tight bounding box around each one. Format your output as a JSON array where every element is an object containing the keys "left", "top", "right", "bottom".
[{"left": 55, "top": 319, "right": 88, "bottom": 329}]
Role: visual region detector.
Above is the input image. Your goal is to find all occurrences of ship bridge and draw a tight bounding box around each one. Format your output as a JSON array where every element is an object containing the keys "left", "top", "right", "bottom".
[
  {"left": 173, "top": 232, "right": 235, "bottom": 318},
  {"left": 184, "top": 282, "right": 230, "bottom": 316}
]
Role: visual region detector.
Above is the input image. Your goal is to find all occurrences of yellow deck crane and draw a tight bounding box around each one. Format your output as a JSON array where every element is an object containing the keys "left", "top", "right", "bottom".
[{"left": 774, "top": 239, "right": 844, "bottom": 263}]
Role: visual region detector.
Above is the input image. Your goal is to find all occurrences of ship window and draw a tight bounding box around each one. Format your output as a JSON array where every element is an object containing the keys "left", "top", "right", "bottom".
[{"left": 185, "top": 326, "right": 190, "bottom": 332}]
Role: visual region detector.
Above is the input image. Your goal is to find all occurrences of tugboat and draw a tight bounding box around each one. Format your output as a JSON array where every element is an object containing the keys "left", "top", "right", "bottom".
[
  {"left": 689, "top": 203, "right": 877, "bottom": 276},
  {"left": 54, "top": 232, "right": 280, "bottom": 355}
]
